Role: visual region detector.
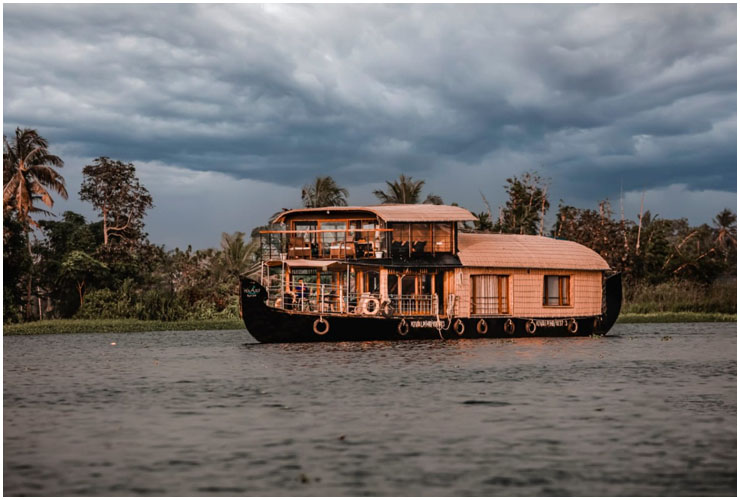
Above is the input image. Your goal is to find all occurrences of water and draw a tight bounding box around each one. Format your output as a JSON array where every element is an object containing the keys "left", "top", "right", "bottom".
[{"left": 4, "top": 323, "right": 736, "bottom": 496}]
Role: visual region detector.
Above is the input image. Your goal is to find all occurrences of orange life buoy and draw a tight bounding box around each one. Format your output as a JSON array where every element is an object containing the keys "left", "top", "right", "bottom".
[
  {"left": 525, "top": 320, "right": 537, "bottom": 335},
  {"left": 313, "top": 318, "right": 329, "bottom": 335},
  {"left": 476, "top": 319, "right": 488, "bottom": 335},
  {"left": 504, "top": 319, "right": 515, "bottom": 335}
]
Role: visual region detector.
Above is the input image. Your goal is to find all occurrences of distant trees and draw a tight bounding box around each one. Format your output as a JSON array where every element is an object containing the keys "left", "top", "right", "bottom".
[
  {"left": 80, "top": 157, "right": 153, "bottom": 247},
  {"left": 493, "top": 172, "right": 549, "bottom": 235},
  {"left": 373, "top": 174, "right": 443, "bottom": 204},
  {"left": 3, "top": 128, "right": 68, "bottom": 319},
  {"left": 553, "top": 199, "right": 736, "bottom": 285},
  {"left": 3, "top": 128, "right": 68, "bottom": 229},
  {"left": 473, "top": 211, "right": 494, "bottom": 232},
  {"left": 301, "top": 176, "right": 348, "bottom": 208},
  {"left": 215, "top": 231, "right": 259, "bottom": 288},
  {"left": 2, "top": 126, "right": 736, "bottom": 323},
  {"left": 59, "top": 250, "right": 108, "bottom": 307}
]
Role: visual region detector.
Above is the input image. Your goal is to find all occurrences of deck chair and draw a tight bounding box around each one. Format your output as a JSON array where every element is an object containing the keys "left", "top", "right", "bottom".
[{"left": 412, "top": 240, "right": 427, "bottom": 254}]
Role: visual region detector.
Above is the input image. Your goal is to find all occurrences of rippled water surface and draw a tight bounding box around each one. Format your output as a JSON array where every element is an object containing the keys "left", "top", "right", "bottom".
[{"left": 4, "top": 323, "right": 736, "bottom": 496}]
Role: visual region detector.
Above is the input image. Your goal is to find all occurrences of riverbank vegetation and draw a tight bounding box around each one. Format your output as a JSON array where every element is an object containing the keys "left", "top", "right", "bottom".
[
  {"left": 3, "top": 312, "right": 734, "bottom": 335},
  {"left": 4, "top": 128, "right": 736, "bottom": 329}
]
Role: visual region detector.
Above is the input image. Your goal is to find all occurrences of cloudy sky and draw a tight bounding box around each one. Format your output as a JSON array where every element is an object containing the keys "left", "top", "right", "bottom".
[{"left": 4, "top": 3, "right": 736, "bottom": 249}]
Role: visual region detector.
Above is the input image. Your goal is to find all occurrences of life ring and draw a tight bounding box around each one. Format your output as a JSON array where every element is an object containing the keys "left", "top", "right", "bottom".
[
  {"left": 504, "top": 319, "right": 515, "bottom": 335},
  {"left": 397, "top": 319, "right": 409, "bottom": 336},
  {"left": 382, "top": 301, "right": 395, "bottom": 317},
  {"left": 363, "top": 297, "right": 380, "bottom": 315},
  {"left": 453, "top": 319, "right": 465, "bottom": 336},
  {"left": 568, "top": 319, "right": 579, "bottom": 334},
  {"left": 476, "top": 319, "right": 488, "bottom": 335},
  {"left": 525, "top": 320, "right": 537, "bottom": 335},
  {"left": 313, "top": 318, "right": 329, "bottom": 335}
]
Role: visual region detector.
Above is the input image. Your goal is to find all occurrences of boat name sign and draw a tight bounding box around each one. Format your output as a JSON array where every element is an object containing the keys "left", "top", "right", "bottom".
[
  {"left": 535, "top": 319, "right": 567, "bottom": 327},
  {"left": 410, "top": 320, "right": 445, "bottom": 329}
]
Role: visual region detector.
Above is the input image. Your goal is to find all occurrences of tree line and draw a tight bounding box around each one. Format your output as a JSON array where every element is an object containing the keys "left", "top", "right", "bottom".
[{"left": 4, "top": 128, "right": 736, "bottom": 323}]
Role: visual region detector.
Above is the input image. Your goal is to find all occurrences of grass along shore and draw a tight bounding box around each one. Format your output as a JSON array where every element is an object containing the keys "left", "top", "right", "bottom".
[
  {"left": 3, "top": 318, "right": 244, "bottom": 335},
  {"left": 3, "top": 312, "right": 735, "bottom": 335}
]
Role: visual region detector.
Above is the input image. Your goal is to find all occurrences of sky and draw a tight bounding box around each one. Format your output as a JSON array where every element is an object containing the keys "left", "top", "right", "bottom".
[{"left": 4, "top": 3, "right": 737, "bottom": 250}]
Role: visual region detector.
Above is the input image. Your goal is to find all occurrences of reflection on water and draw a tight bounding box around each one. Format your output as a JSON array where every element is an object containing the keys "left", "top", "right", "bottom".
[{"left": 4, "top": 323, "right": 736, "bottom": 496}]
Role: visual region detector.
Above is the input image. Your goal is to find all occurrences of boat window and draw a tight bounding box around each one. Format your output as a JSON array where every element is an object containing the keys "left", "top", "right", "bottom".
[
  {"left": 294, "top": 221, "right": 317, "bottom": 242},
  {"left": 363, "top": 271, "right": 380, "bottom": 293},
  {"left": 319, "top": 221, "right": 347, "bottom": 258},
  {"left": 390, "top": 223, "right": 411, "bottom": 259},
  {"left": 471, "top": 275, "right": 508, "bottom": 314},
  {"left": 433, "top": 223, "right": 452, "bottom": 253},
  {"left": 410, "top": 224, "right": 431, "bottom": 254},
  {"left": 544, "top": 275, "right": 570, "bottom": 306}
]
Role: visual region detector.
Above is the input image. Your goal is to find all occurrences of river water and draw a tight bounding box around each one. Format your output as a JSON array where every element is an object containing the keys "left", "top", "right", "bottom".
[{"left": 4, "top": 323, "right": 736, "bottom": 496}]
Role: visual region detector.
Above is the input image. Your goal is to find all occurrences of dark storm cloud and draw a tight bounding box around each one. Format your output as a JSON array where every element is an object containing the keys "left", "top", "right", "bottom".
[{"left": 3, "top": 4, "right": 736, "bottom": 247}]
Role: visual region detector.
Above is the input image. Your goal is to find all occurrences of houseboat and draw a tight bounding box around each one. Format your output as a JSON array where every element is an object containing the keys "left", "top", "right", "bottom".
[{"left": 240, "top": 204, "right": 621, "bottom": 343}]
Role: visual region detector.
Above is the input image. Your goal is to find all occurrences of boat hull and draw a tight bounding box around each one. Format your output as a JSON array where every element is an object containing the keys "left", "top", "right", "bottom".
[{"left": 239, "top": 274, "right": 622, "bottom": 343}]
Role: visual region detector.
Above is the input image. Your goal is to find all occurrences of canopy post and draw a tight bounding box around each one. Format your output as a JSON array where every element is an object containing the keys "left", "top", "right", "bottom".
[{"left": 346, "top": 264, "right": 350, "bottom": 314}]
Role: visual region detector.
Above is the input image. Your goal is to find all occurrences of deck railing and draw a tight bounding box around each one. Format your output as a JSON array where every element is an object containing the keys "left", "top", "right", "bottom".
[
  {"left": 264, "top": 281, "right": 438, "bottom": 317},
  {"left": 390, "top": 294, "right": 438, "bottom": 316}
]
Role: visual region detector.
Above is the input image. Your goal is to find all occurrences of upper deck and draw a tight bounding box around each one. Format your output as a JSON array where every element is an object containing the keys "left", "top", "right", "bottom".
[{"left": 261, "top": 204, "right": 476, "bottom": 264}]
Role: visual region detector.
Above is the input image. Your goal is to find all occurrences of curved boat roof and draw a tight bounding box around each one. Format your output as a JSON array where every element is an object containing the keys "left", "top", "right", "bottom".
[
  {"left": 457, "top": 233, "right": 610, "bottom": 271},
  {"left": 273, "top": 204, "right": 476, "bottom": 223}
]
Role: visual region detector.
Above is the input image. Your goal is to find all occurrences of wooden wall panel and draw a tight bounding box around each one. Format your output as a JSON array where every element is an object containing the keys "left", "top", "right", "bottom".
[{"left": 458, "top": 268, "right": 602, "bottom": 317}]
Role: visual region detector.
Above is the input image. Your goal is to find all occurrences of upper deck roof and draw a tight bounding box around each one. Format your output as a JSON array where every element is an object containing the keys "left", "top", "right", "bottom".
[
  {"left": 457, "top": 233, "right": 610, "bottom": 271},
  {"left": 273, "top": 204, "right": 476, "bottom": 223}
]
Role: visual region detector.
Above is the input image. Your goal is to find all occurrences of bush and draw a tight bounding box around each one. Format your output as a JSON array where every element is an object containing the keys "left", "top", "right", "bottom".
[
  {"left": 76, "top": 288, "right": 134, "bottom": 319},
  {"left": 135, "top": 289, "right": 187, "bottom": 321},
  {"left": 624, "top": 279, "right": 737, "bottom": 314},
  {"left": 3, "top": 285, "right": 23, "bottom": 324}
]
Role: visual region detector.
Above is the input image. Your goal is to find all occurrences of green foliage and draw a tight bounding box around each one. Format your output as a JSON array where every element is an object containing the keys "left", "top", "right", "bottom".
[
  {"left": 301, "top": 176, "right": 349, "bottom": 207},
  {"left": 617, "top": 312, "right": 736, "bottom": 323},
  {"left": 494, "top": 171, "right": 549, "bottom": 235},
  {"left": 3, "top": 214, "right": 30, "bottom": 322},
  {"left": 473, "top": 211, "right": 494, "bottom": 232},
  {"left": 79, "top": 157, "right": 153, "bottom": 247},
  {"left": 3, "top": 318, "right": 244, "bottom": 335},
  {"left": 623, "top": 279, "right": 736, "bottom": 314},
  {"left": 374, "top": 174, "right": 426, "bottom": 204},
  {"left": 3, "top": 127, "right": 67, "bottom": 228},
  {"left": 59, "top": 250, "right": 109, "bottom": 307}
]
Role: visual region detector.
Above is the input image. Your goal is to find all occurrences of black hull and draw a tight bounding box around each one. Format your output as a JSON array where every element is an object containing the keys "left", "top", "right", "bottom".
[{"left": 239, "top": 274, "right": 622, "bottom": 343}]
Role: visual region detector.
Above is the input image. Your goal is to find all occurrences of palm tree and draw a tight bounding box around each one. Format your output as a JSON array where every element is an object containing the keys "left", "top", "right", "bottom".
[
  {"left": 712, "top": 209, "right": 737, "bottom": 250},
  {"left": 373, "top": 174, "right": 424, "bottom": 204},
  {"left": 423, "top": 193, "right": 444, "bottom": 205},
  {"left": 4, "top": 128, "right": 67, "bottom": 227},
  {"left": 373, "top": 174, "right": 444, "bottom": 205},
  {"left": 216, "top": 231, "right": 259, "bottom": 283},
  {"left": 301, "top": 176, "right": 349, "bottom": 208},
  {"left": 473, "top": 211, "right": 494, "bottom": 232},
  {"left": 4, "top": 128, "right": 67, "bottom": 319}
]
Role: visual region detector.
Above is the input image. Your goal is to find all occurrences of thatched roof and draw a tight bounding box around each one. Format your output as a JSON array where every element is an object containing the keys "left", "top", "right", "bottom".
[
  {"left": 457, "top": 233, "right": 610, "bottom": 271},
  {"left": 273, "top": 204, "right": 476, "bottom": 223}
]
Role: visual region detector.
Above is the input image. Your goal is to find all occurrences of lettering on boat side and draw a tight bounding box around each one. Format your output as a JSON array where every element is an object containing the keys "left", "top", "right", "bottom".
[
  {"left": 244, "top": 286, "right": 261, "bottom": 297},
  {"left": 535, "top": 319, "right": 566, "bottom": 327},
  {"left": 410, "top": 320, "right": 444, "bottom": 329}
]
